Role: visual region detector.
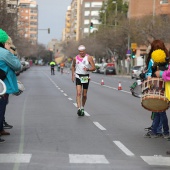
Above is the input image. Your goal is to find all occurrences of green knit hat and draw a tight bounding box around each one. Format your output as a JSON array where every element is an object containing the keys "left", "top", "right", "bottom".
[{"left": 0, "top": 29, "right": 9, "bottom": 43}]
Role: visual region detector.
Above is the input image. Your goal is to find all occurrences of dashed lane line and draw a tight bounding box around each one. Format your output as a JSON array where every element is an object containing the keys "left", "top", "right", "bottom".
[
  {"left": 113, "top": 141, "right": 135, "bottom": 156},
  {"left": 93, "top": 122, "right": 107, "bottom": 131}
]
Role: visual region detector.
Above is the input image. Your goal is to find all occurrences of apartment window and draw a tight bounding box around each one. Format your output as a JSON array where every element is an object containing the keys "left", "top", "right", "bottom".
[
  {"left": 30, "top": 22, "right": 37, "bottom": 25},
  {"left": 85, "top": 2, "right": 90, "bottom": 7},
  {"left": 84, "top": 11, "right": 90, "bottom": 16},
  {"left": 160, "top": 0, "right": 168, "bottom": 3},
  {"left": 91, "top": 19, "right": 100, "bottom": 24},
  {"left": 84, "top": 20, "right": 90, "bottom": 25},
  {"left": 91, "top": 11, "right": 99, "bottom": 16},
  {"left": 84, "top": 28, "right": 89, "bottom": 33},
  {"left": 30, "top": 34, "right": 36, "bottom": 38},
  {"left": 30, "top": 16, "right": 37, "bottom": 19},
  {"left": 91, "top": 2, "right": 102, "bottom": 7}
]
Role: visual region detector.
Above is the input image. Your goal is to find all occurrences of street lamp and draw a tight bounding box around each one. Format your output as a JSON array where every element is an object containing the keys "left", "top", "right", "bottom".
[{"left": 112, "top": 1, "right": 117, "bottom": 27}]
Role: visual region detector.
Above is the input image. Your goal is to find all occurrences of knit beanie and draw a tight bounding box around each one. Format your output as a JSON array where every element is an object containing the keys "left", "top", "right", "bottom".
[{"left": 0, "top": 29, "right": 9, "bottom": 43}]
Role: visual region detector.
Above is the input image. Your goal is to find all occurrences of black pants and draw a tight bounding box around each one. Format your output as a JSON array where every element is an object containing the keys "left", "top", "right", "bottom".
[
  {"left": 0, "top": 94, "right": 9, "bottom": 131},
  {"left": 51, "top": 68, "right": 55, "bottom": 75}
]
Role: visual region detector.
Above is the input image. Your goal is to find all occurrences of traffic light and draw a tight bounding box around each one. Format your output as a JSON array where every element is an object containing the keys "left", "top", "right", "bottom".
[
  {"left": 131, "top": 49, "right": 136, "bottom": 59},
  {"left": 48, "top": 28, "right": 50, "bottom": 34},
  {"left": 90, "top": 22, "right": 93, "bottom": 29}
]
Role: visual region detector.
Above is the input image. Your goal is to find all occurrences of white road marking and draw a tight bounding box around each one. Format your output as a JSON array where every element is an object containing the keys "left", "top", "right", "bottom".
[
  {"left": 68, "top": 98, "right": 73, "bottom": 100},
  {"left": 0, "top": 154, "right": 32, "bottom": 163},
  {"left": 84, "top": 111, "right": 90, "bottom": 116},
  {"left": 91, "top": 81, "right": 131, "bottom": 94},
  {"left": 141, "top": 156, "right": 170, "bottom": 166},
  {"left": 73, "top": 103, "right": 77, "bottom": 107},
  {"left": 60, "top": 90, "right": 64, "bottom": 92},
  {"left": 93, "top": 122, "right": 106, "bottom": 130},
  {"left": 113, "top": 141, "right": 135, "bottom": 156},
  {"left": 64, "top": 93, "right": 67, "bottom": 96},
  {"left": 69, "top": 154, "right": 109, "bottom": 164}
]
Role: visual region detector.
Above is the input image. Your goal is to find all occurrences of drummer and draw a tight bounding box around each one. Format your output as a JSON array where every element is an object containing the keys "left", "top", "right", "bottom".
[{"left": 144, "top": 40, "right": 169, "bottom": 139}]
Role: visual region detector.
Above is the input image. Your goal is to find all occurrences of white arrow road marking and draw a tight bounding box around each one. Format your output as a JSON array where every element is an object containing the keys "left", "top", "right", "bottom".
[
  {"left": 113, "top": 141, "right": 135, "bottom": 156},
  {"left": 0, "top": 154, "right": 32, "bottom": 163},
  {"left": 141, "top": 156, "right": 170, "bottom": 166},
  {"left": 69, "top": 154, "right": 109, "bottom": 164}
]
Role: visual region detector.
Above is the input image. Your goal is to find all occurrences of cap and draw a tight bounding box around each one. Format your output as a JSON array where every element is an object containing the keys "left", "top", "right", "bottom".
[
  {"left": 0, "top": 29, "right": 9, "bottom": 43},
  {"left": 78, "top": 45, "right": 86, "bottom": 51}
]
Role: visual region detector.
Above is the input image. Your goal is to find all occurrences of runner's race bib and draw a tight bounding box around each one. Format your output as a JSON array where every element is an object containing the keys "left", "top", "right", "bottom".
[{"left": 80, "top": 76, "right": 88, "bottom": 83}]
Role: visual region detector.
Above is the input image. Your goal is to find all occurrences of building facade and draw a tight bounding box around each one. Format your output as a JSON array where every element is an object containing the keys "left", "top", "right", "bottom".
[
  {"left": 128, "top": 0, "right": 170, "bottom": 18},
  {"left": 62, "top": 6, "right": 71, "bottom": 42},
  {"left": 63, "top": 0, "right": 104, "bottom": 42},
  {"left": 80, "top": 0, "right": 104, "bottom": 39},
  {"left": 18, "top": 0, "right": 38, "bottom": 45}
]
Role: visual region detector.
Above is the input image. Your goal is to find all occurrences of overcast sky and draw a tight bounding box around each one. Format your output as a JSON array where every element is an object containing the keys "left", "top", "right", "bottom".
[{"left": 36, "top": 0, "right": 71, "bottom": 45}]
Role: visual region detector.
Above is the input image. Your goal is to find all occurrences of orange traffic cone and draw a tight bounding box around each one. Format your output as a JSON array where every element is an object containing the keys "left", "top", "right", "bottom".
[
  {"left": 118, "top": 82, "right": 122, "bottom": 90},
  {"left": 101, "top": 79, "right": 104, "bottom": 85}
]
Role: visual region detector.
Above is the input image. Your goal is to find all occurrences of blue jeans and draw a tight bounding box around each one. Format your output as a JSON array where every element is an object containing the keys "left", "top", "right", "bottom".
[
  {"left": 152, "top": 112, "right": 169, "bottom": 135},
  {"left": 0, "top": 94, "right": 9, "bottom": 131}
]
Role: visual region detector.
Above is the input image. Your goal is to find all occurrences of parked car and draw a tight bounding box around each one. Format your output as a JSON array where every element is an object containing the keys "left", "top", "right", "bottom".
[
  {"left": 93, "top": 63, "right": 102, "bottom": 73},
  {"left": 99, "top": 63, "right": 116, "bottom": 75},
  {"left": 131, "top": 65, "right": 144, "bottom": 79},
  {"left": 104, "top": 66, "right": 116, "bottom": 75}
]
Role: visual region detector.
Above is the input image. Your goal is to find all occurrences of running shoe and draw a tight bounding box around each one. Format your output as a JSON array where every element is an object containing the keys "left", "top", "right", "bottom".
[
  {"left": 144, "top": 132, "right": 158, "bottom": 138},
  {"left": 0, "top": 138, "right": 5, "bottom": 143},
  {"left": 77, "top": 109, "right": 82, "bottom": 116},
  {"left": 166, "top": 136, "right": 170, "bottom": 141},
  {"left": 144, "top": 126, "right": 152, "bottom": 131},
  {"left": 3, "top": 121, "right": 13, "bottom": 129},
  {"left": 80, "top": 109, "right": 85, "bottom": 116},
  {"left": 163, "top": 134, "right": 170, "bottom": 139}
]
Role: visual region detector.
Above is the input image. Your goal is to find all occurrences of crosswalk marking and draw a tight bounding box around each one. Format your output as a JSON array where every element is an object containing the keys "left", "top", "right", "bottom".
[
  {"left": 0, "top": 154, "right": 32, "bottom": 163},
  {"left": 69, "top": 154, "right": 109, "bottom": 164},
  {"left": 141, "top": 156, "right": 170, "bottom": 166}
]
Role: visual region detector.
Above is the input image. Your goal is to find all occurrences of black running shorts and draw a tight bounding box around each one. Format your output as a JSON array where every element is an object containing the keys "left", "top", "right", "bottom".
[{"left": 76, "top": 74, "right": 89, "bottom": 89}]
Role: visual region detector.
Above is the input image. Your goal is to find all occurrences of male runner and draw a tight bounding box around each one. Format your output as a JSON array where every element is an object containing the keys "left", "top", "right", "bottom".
[{"left": 72, "top": 45, "right": 96, "bottom": 116}]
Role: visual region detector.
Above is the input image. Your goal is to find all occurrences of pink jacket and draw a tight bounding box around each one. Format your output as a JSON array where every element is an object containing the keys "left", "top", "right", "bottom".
[{"left": 162, "top": 65, "right": 170, "bottom": 81}]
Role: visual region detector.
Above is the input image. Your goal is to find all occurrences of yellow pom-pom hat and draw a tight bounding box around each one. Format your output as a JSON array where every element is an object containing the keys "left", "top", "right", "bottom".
[{"left": 151, "top": 49, "right": 166, "bottom": 63}]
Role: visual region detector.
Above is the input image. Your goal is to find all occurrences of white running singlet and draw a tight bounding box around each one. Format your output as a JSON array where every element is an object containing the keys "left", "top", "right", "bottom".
[{"left": 75, "top": 54, "right": 90, "bottom": 77}]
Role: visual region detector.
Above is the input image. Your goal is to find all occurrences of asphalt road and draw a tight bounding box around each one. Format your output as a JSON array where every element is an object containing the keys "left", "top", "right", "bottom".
[{"left": 0, "top": 66, "right": 170, "bottom": 170}]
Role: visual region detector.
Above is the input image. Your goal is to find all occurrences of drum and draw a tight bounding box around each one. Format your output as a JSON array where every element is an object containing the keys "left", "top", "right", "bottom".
[{"left": 141, "top": 78, "right": 169, "bottom": 112}]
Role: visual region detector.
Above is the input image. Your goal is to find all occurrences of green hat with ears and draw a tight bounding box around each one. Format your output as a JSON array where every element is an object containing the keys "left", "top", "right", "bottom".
[{"left": 0, "top": 29, "right": 9, "bottom": 43}]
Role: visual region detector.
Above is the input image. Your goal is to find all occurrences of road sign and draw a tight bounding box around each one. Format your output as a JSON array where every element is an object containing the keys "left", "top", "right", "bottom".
[{"left": 131, "top": 43, "right": 137, "bottom": 49}]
